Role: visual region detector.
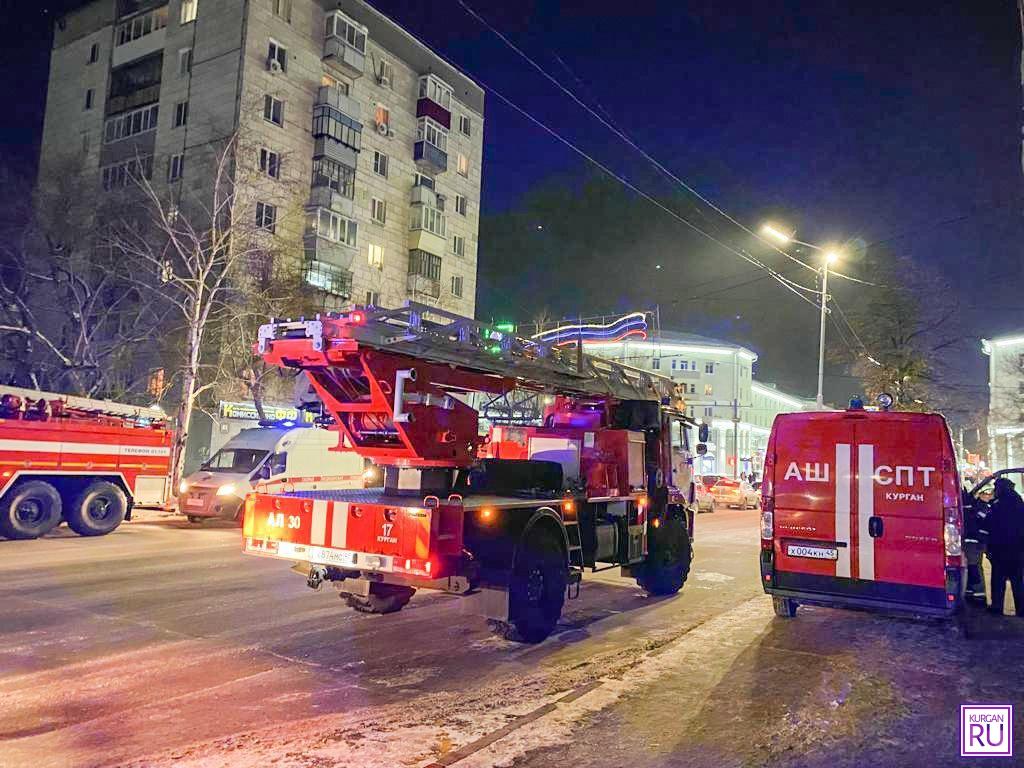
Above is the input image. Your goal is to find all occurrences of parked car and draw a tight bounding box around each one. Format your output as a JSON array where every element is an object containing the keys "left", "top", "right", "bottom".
[
  {"left": 695, "top": 477, "right": 716, "bottom": 513},
  {"left": 710, "top": 478, "right": 760, "bottom": 509}
]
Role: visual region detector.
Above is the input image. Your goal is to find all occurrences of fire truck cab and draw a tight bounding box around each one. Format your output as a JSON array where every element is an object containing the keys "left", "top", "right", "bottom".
[
  {"left": 0, "top": 386, "right": 172, "bottom": 540},
  {"left": 241, "top": 305, "right": 699, "bottom": 642},
  {"left": 760, "top": 402, "right": 965, "bottom": 618}
]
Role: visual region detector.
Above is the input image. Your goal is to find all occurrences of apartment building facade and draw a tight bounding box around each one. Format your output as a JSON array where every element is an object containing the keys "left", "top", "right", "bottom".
[
  {"left": 982, "top": 333, "right": 1024, "bottom": 467},
  {"left": 587, "top": 332, "right": 814, "bottom": 476},
  {"left": 40, "top": 0, "right": 484, "bottom": 316}
]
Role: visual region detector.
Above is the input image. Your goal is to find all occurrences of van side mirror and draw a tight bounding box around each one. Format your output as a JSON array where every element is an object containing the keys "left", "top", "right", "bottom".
[
  {"left": 698, "top": 423, "right": 710, "bottom": 443},
  {"left": 696, "top": 444, "right": 708, "bottom": 456}
]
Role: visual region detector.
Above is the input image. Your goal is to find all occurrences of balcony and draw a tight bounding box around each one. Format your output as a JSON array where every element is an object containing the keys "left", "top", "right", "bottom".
[
  {"left": 315, "top": 85, "right": 360, "bottom": 123},
  {"left": 308, "top": 185, "right": 354, "bottom": 219},
  {"left": 407, "top": 273, "right": 441, "bottom": 299},
  {"left": 414, "top": 141, "right": 447, "bottom": 174},
  {"left": 303, "top": 233, "right": 358, "bottom": 270},
  {"left": 410, "top": 184, "right": 439, "bottom": 208},
  {"left": 323, "top": 37, "right": 364, "bottom": 79},
  {"left": 416, "top": 98, "right": 450, "bottom": 130},
  {"left": 305, "top": 260, "right": 353, "bottom": 299}
]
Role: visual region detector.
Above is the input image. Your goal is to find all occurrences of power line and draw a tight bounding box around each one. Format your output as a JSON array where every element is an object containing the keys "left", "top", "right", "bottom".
[
  {"left": 453, "top": 0, "right": 822, "bottom": 278},
  {"left": 469, "top": 73, "right": 822, "bottom": 309}
]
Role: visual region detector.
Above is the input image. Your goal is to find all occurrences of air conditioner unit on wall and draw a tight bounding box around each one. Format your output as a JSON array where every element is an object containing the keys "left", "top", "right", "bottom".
[
  {"left": 377, "top": 122, "right": 389, "bottom": 136},
  {"left": 268, "top": 59, "right": 282, "bottom": 73},
  {"left": 379, "top": 75, "right": 391, "bottom": 87}
]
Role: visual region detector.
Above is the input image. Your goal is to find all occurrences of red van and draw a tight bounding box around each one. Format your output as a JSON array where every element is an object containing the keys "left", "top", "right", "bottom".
[{"left": 760, "top": 407, "right": 964, "bottom": 618}]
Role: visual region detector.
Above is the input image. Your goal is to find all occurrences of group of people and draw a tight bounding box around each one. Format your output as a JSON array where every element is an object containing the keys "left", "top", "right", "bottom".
[{"left": 965, "top": 476, "right": 1024, "bottom": 616}]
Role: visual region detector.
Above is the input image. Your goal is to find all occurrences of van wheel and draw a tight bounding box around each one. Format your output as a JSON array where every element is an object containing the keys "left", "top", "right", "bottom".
[
  {"left": 773, "top": 596, "right": 798, "bottom": 618},
  {"left": 509, "top": 526, "right": 567, "bottom": 643},
  {"left": 0, "top": 481, "right": 62, "bottom": 539},
  {"left": 66, "top": 481, "right": 127, "bottom": 536},
  {"left": 345, "top": 584, "right": 415, "bottom": 614},
  {"left": 636, "top": 515, "right": 692, "bottom": 596}
]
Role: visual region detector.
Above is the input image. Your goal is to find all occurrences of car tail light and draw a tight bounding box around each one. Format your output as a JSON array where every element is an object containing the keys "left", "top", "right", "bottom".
[
  {"left": 944, "top": 505, "right": 962, "bottom": 560},
  {"left": 760, "top": 498, "right": 774, "bottom": 548}
]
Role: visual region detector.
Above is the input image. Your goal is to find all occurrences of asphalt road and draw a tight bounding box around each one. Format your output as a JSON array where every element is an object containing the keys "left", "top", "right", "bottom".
[{"left": 1, "top": 507, "right": 1022, "bottom": 768}]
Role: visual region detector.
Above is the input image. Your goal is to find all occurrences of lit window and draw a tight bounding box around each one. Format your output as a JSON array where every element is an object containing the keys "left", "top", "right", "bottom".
[
  {"left": 168, "top": 153, "right": 184, "bottom": 181},
  {"left": 259, "top": 148, "right": 280, "bottom": 179},
  {"left": 173, "top": 101, "right": 189, "bottom": 128},
  {"left": 704, "top": 384, "right": 713, "bottom": 396},
  {"left": 452, "top": 235, "right": 465, "bottom": 257},
  {"left": 459, "top": 114, "right": 471, "bottom": 136},
  {"left": 368, "top": 243, "right": 384, "bottom": 269},
  {"left": 451, "top": 275, "right": 463, "bottom": 297},
  {"left": 256, "top": 202, "right": 277, "bottom": 232},
  {"left": 373, "top": 151, "right": 388, "bottom": 177},
  {"left": 375, "top": 104, "right": 390, "bottom": 132},
  {"left": 264, "top": 95, "right": 284, "bottom": 126},
  {"left": 267, "top": 40, "right": 287, "bottom": 72},
  {"left": 454, "top": 194, "right": 467, "bottom": 216},
  {"left": 181, "top": 0, "right": 198, "bottom": 24},
  {"left": 370, "top": 197, "right": 387, "bottom": 225},
  {"left": 457, "top": 153, "right": 469, "bottom": 177}
]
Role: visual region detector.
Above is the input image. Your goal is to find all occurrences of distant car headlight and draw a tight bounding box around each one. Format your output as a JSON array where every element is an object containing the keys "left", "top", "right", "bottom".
[
  {"left": 216, "top": 483, "right": 237, "bottom": 497},
  {"left": 179, "top": 480, "right": 190, "bottom": 494}
]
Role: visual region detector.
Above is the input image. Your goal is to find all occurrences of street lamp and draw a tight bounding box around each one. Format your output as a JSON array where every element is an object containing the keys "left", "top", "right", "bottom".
[{"left": 760, "top": 223, "right": 842, "bottom": 410}]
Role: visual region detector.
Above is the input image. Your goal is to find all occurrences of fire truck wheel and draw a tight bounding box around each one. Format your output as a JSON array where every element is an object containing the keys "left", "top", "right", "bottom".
[
  {"left": 636, "top": 515, "right": 692, "bottom": 596},
  {"left": 66, "top": 481, "right": 127, "bottom": 537},
  {"left": 772, "top": 596, "right": 798, "bottom": 618},
  {"left": 509, "top": 528, "right": 567, "bottom": 643},
  {"left": 344, "top": 584, "right": 415, "bottom": 614},
  {"left": 0, "top": 481, "right": 63, "bottom": 539}
]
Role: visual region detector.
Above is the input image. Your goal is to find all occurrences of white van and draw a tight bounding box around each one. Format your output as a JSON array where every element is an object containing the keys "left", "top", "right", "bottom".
[{"left": 178, "top": 425, "right": 368, "bottom": 522}]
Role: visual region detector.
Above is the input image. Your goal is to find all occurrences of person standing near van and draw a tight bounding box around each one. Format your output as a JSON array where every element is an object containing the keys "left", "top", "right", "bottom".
[{"left": 984, "top": 477, "right": 1024, "bottom": 616}]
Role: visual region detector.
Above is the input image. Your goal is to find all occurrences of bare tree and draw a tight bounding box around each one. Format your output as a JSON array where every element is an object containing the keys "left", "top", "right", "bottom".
[{"left": 0, "top": 159, "right": 164, "bottom": 397}]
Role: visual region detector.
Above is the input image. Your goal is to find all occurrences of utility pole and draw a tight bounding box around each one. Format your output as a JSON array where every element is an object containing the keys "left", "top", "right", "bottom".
[
  {"left": 732, "top": 397, "right": 740, "bottom": 480},
  {"left": 816, "top": 262, "right": 830, "bottom": 410}
]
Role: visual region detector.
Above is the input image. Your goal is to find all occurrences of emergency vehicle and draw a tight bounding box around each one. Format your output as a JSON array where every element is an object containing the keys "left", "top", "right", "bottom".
[
  {"left": 240, "top": 304, "right": 700, "bottom": 642},
  {"left": 760, "top": 398, "right": 964, "bottom": 618},
  {"left": 0, "top": 386, "right": 171, "bottom": 539},
  {"left": 178, "top": 423, "right": 367, "bottom": 523}
]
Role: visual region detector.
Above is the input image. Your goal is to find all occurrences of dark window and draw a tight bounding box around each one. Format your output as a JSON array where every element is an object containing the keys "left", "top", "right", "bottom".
[
  {"left": 311, "top": 156, "right": 355, "bottom": 198},
  {"left": 264, "top": 95, "right": 284, "bottom": 126},
  {"left": 84, "top": 89, "right": 94, "bottom": 110},
  {"left": 260, "top": 148, "right": 281, "bottom": 179},
  {"left": 256, "top": 202, "right": 277, "bottom": 232},
  {"left": 173, "top": 101, "right": 188, "bottom": 127},
  {"left": 109, "top": 53, "right": 163, "bottom": 99},
  {"left": 312, "top": 105, "right": 361, "bottom": 151},
  {"left": 88, "top": 43, "right": 99, "bottom": 64},
  {"left": 373, "top": 151, "right": 388, "bottom": 177}
]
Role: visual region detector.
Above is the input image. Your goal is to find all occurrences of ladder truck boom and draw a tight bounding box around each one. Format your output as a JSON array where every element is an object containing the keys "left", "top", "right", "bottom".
[{"left": 243, "top": 303, "right": 700, "bottom": 642}]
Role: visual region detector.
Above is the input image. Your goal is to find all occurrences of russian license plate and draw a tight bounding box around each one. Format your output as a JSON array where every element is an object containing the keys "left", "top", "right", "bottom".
[
  {"left": 309, "top": 546, "right": 358, "bottom": 567},
  {"left": 787, "top": 543, "right": 838, "bottom": 560},
  {"left": 186, "top": 495, "right": 204, "bottom": 507}
]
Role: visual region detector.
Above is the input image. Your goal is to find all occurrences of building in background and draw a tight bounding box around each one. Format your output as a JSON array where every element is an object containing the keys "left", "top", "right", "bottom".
[
  {"left": 982, "top": 333, "right": 1024, "bottom": 467},
  {"left": 587, "top": 331, "right": 815, "bottom": 477},
  {"left": 40, "top": 0, "right": 484, "bottom": 316}
]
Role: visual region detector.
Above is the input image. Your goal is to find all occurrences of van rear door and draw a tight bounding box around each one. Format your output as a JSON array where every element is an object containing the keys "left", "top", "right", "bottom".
[
  {"left": 854, "top": 414, "right": 946, "bottom": 590},
  {"left": 773, "top": 415, "right": 854, "bottom": 581}
]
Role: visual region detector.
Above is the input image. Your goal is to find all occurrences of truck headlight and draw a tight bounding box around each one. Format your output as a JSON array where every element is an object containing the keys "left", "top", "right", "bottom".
[
  {"left": 179, "top": 480, "right": 190, "bottom": 494},
  {"left": 216, "top": 483, "right": 237, "bottom": 497}
]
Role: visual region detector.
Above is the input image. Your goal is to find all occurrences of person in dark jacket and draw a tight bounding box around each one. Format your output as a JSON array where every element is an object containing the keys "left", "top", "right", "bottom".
[
  {"left": 984, "top": 477, "right": 1024, "bottom": 616},
  {"left": 962, "top": 487, "right": 987, "bottom": 603}
]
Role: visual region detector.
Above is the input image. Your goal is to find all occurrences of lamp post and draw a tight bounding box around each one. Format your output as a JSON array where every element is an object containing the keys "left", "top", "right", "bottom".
[{"left": 761, "top": 224, "right": 842, "bottom": 410}]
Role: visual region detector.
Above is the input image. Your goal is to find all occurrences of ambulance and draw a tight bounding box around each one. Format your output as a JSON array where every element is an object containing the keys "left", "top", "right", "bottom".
[{"left": 760, "top": 397, "right": 964, "bottom": 618}]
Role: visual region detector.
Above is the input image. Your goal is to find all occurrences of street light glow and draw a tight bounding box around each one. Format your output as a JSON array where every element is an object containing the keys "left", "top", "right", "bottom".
[
  {"left": 824, "top": 250, "right": 840, "bottom": 265},
  {"left": 760, "top": 223, "right": 792, "bottom": 244}
]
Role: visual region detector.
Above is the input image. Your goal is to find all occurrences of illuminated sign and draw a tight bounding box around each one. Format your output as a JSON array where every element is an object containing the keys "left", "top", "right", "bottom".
[
  {"left": 218, "top": 401, "right": 314, "bottom": 422},
  {"left": 532, "top": 312, "right": 648, "bottom": 346}
]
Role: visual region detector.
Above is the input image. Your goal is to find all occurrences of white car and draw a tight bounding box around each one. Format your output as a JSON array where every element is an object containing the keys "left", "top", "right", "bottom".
[{"left": 710, "top": 478, "right": 760, "bottom": 509}]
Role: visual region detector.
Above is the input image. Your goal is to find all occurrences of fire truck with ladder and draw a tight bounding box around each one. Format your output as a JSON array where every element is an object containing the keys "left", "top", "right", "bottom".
[
  {"left": 0, "top": 386, "right": 172, "bottom": 539},
  {"left": 241, "top": 304, "right": 703, "bottom": 642}
]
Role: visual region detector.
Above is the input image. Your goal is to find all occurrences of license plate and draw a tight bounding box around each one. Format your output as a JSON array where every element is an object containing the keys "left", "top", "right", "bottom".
[
  {"left": 186, "top": 495, "right": 204, "bottom": 507},
  {"left": 309, "top": 546, "right": 358, "bottom": 567},
  {"left": 787, "top": 544, "right": 838, "bottom": 560}
]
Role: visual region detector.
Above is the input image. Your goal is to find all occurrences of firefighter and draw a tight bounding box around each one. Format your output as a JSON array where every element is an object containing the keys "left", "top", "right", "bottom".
[
  {"left": 962, "top": 486, "right": 987, "bottom": 604},
  {"left": 983, "top": 477, "right": 1024, "bottom": 617}
]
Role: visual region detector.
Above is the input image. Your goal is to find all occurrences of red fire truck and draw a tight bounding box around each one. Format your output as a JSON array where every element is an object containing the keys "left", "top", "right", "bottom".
[
  {"left": 0, "top": 386, "right": 172, "bottom": 540},
  {"left": 241, "top": 304, "right": 700, "bottom": 642}
]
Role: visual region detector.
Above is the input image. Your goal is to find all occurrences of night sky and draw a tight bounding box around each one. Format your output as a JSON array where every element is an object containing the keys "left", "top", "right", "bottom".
[{"left": 3, "top": 0, "right": 1022, "bottom": 407}]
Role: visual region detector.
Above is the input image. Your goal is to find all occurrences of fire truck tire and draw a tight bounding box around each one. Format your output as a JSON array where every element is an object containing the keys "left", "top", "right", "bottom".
[
  {"left": 635, "top": 515, "right": 692, "bottom": 596},
  {"left": 66, "top": 481, "right": 127, "bottom": 537},
  {"left": 0, "top": 481, "right": 63, "bottom": 539},
  {"left": 509, "top": 527, "right": 567, "bottom": 643},
  {"left": 772, "top": 596, "right": 798, "bottom": 618},
  {"left": 345, "top": 584, "right": 415, "bottom": 614}
]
